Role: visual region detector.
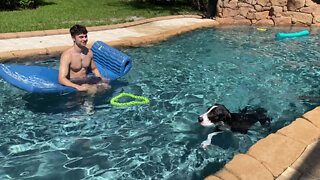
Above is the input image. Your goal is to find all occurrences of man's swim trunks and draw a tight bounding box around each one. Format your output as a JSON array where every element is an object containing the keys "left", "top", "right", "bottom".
[{"left": 70, "top": 75, "right": 102, "bottom": 85}]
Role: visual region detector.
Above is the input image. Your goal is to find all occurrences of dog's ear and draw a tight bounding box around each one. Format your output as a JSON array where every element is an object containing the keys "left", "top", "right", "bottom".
[
  {"left": 207, "top": 104, "right": 222, "bottom": 111},
  {"left": 219, "top": 110, "right": 231, "bottom": 122},
  {"left": 218, "top": 108, "right": 232, "bottom": 122},
  {"left": 211, "top": 104, "right": 231, "bottom": 122}
]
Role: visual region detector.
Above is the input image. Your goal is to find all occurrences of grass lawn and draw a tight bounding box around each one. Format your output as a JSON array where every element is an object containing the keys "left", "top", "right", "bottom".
[{"left": 0, "top": 0, "right": 198, "bottom": 33}]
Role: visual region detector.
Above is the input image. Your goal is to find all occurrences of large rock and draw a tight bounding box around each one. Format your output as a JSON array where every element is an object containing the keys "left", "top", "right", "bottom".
[
  {"left": 305, "top": 0, "right": 318, "bottom": 6},
  {"left": 221, "top": 0, "right": 229, "bottom": 6},
  {"left": 272, "top": 16, "right": 292, "bottom": 26},
  {"left": 293, "top": 21, "right": 310, "bottom": 26},
  {"left": 234, "top": 18, "right": 252, "bottom": 25},
  {"left": 255, "top": 19, "right": 275, "bottom": 25},
  {"left": 256, "top": 0, "right": 269, "bottom": 6},
  {"left": 314, "top": 15, "right": 320, "bottom": 23},
  {"left": 262, "top": 5, "right": 272, "bottom": 10},
  {"left": 216, "top": 17, "right": 236, "bottom": 24},
  {"left": 287, "top": 0, "right": 306, "bottom": 11},
  {"left": 282, "top": 11, "right": 313, "bottom": 25},
  {"left": 234, "top": 15, "right": 246, "bottom": 20},
  {"left": 270, "top": 6, "right": 283, "bottom": 16},
  {"left": 246, "top": 12, "right": 256, "bottom": 19},
  {"left": 223, "top": 8, "right": 240, "bottom": 17},
  {"left": 217, "top": 6, "right": 223, "bottom": 15},
  {"left": 217, "top": 0, "right": 223, "bottom": 15},
  {"left": 217, "top": 0, "right": 223, "bottom": 7},
  {"left": 300, "top": 5, "right": 320, "bottom": 14},
  {"left": 238, "top": 2, "right": 255, "bottom": 7},
  {"left": 224, "top": 0, "right": 238, "bottom": 8},
  {"left": 311, "top": 23, "right": 320, "bottom": 27},
  {"left": 243, "top": 0, "right": 257, "bottom": 5},
  {"left": 255, "top": 11, "right": 270, "bottom": 20},
  {"left": 271, "top": 0, "right": 287, "bottom": 6},
  {"left": 254, "top": 4, "right": 263, "bottom": 11},
  {"left": 239, "top": 6, "right": 252, "bottom": 16}
]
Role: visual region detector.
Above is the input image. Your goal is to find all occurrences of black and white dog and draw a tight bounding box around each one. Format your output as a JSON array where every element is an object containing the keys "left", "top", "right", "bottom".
[{"left": 198, "top": 104, "right": 271, "bottom": 148}]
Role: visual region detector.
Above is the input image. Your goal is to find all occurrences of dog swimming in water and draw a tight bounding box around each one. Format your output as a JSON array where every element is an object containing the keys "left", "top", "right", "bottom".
[{"left": 198, "top": 104, "right": 271, "bottom": 148}]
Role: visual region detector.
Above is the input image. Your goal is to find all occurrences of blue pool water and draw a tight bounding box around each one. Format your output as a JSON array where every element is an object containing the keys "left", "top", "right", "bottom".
[{"left": 1, "top": 26, "right": 320, "bottom": 179}]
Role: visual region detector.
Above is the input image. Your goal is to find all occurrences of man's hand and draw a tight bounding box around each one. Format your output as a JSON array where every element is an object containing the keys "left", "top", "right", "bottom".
[
  {"left": 87, "top": 85, "right": 98, "bottom": 95},
  {"left": 76, "top": 84, "right": 98, "bottom": 95},
  {"left": 101, "top": 77, "right": 110, "bottom": 84},
  {"left": 97, "top": 77, "right": 111, "bottom": 92},
  {"left": 97, "top": 83, "right": 111, "bottom": 92},
  {"left": 76, "top": 84, "right": 90, "bottom": 91}
]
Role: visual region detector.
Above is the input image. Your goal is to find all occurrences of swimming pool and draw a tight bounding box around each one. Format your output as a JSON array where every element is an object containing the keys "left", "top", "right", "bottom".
[{"left": 1, "top": 26, "right": 320, "bottom": 179}]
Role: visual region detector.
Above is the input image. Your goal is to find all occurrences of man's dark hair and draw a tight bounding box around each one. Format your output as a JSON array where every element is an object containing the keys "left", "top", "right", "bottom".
[{"left": 70, "top": 24, "right": 88, "bottom": 37}]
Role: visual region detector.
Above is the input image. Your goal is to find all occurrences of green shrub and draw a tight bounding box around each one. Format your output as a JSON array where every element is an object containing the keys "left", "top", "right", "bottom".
[
  {"left": 0, "top": 0, "right": 41, "bottom": 10},
  {"left": 18, "top": 0, "right": 36, "bottom": 8}
]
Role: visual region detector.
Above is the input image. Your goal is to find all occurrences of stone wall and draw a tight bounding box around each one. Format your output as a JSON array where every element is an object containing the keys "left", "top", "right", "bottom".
[{"left": 216, "top": 0, "right": 320, "bottom": 26}]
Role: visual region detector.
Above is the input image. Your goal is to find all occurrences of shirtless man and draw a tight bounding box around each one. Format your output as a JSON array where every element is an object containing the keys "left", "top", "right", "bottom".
[{"left": 59, "top": 24, "right": 110, "bottom": 93}]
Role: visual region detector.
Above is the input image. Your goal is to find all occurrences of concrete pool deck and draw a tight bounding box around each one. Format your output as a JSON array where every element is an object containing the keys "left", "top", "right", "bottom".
[
  {"left": 0, "top": 15, "right": 218, "bottom": 60},
  {"left": 0, "top": 15, "right": 320, "bottom": 180}
]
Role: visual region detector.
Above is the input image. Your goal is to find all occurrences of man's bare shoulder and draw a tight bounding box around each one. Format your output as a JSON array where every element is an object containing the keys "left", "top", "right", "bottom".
[
  {"left": 88, "top": 49, "right": 93, "bottom": 57},
  {"left": 60, "top": 48, "right": 73, "bottom": 61}
]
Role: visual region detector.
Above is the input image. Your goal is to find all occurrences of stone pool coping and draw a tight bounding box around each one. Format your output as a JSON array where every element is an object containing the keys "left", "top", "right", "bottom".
[{"left": 0, "top": 14, "right": 319, "bottom": 179}]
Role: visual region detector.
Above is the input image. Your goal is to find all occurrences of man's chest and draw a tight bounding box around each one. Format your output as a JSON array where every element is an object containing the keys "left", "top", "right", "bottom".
[{"left": 70, "top": 54, "right": 91, "bottom": 70}]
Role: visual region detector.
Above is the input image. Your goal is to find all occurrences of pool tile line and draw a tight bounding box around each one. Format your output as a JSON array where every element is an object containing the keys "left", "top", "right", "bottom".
[{"left": 205, "top": 106, "right": 320, "bottom": 180}]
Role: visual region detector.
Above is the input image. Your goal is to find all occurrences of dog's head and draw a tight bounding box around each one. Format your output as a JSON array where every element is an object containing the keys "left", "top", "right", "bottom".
[{"left": 198, "top": 104, "right": 232, "bottom": 127}]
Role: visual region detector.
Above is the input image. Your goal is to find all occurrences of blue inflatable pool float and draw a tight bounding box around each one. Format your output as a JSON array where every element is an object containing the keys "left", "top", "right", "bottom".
[
  {"left": 92, "top": 41, "right": 132, "bottom": 80},
  {"left": 276, "top": 30, "right": 309, "bottom": 39},
  {"left": 0, "top": 41, "right": 132, "bottom": 93}
]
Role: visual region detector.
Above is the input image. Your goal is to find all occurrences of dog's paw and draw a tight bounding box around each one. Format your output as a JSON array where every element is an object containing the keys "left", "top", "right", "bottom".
[
  {"left": 201, "top": 138, "right": 214, "bottom": 149},
  {"left": 201, "top": 141, "right": 210, "bottom": 149},
  {"left": 200, "top": 132, "right": 221, "bottom": 150}
]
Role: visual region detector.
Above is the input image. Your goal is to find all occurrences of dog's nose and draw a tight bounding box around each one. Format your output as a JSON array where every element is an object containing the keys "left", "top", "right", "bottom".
[{"left": 198, "top": 117, "right": 203, "bottom": 123}]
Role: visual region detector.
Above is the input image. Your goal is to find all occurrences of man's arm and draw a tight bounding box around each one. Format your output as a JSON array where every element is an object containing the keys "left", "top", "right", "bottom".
[
  {"left": 90, "top": 60, "right": 102, "bottom": 78},
  {"left": 58, "top": 53, "right": 88, "bottom": 91},
  {"left": 89, "top": 50, "right": 109, "bottom": 83},
  {"left": 89, "top": 50, "right": 102, "bottom": 77}
]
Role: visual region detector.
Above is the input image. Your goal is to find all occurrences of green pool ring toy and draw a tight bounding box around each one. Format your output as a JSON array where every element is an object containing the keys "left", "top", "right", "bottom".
[{"left": 110, "top": 93, "right": 149, "bottom": 106}]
